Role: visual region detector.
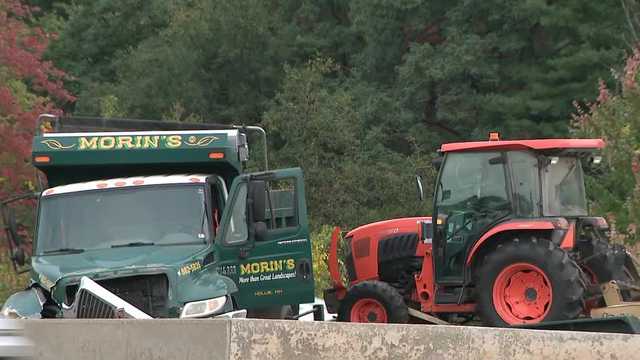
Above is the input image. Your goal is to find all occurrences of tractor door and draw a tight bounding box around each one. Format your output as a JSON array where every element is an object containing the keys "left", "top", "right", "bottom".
[
  {"left": 433, "top": 152, "right": 511, "bottom": 283},
  {"left": 214, "top": 168, "right": 314, "bottom": 309}
]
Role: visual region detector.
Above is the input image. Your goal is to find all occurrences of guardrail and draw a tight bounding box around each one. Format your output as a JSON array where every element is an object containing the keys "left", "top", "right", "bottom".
[{"left": 8, "top": 319, "right": 639, "bottom": 360}]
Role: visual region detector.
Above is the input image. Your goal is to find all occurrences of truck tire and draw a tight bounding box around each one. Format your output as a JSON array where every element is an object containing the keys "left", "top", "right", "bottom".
[
  {"left": 476, "top": 237, "right": 585, "bottom": 327},
  {"left": 247, "top": 305, "right": 299, "bottom": 319},
  {"left": 338, "top": 280, "right": 408, "bottom": 323}
]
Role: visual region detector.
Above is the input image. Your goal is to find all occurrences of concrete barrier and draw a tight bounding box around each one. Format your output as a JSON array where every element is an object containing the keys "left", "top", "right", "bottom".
[{"left": 18, "top": 319, "right": 640, "bottom": 360}]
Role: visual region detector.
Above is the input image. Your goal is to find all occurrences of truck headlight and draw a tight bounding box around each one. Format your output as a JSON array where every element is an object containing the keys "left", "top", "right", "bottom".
[
  {"left": 1, "top": 307, "right": 21, "bottom": 319},
  {"left": 180, "top": 296, "right": 227, "bottom": 318}
]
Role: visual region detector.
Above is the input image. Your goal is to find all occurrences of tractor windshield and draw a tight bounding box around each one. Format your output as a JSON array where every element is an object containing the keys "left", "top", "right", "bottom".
[
  {"left": 541, "top": 156, "right": 587, "bottom": 217},
  {"left": 35, "top": 184, "right": 209, "bottom": 255}
]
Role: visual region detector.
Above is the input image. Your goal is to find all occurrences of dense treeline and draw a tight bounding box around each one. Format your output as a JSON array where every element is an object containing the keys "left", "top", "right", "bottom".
[
  {"left": 2, "top": 0, "right": 640, "bottom": 234},
  {"left": 2, "top": 0, "right": 640, "bottom": 297}
]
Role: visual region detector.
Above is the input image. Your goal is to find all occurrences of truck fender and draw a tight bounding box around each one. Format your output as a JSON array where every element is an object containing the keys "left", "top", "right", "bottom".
[
  {"left": 465, "top": 220, "right": 555, "bottom": 266},
  {"left": 1, "top": 287, "right": 47, "bottom": 319}
]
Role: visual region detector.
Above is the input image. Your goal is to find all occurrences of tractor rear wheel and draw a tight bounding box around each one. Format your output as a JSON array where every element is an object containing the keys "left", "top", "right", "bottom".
[
  {"left": 338, "top": 280, "right": 408, "bottom": 323},
  {"left": 476, "top": 237, "right": 585, "bottom": 327}
]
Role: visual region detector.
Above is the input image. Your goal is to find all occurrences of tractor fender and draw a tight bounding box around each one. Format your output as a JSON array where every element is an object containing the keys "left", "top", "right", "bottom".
[
  {"left": 1, "top": 286, "right": 47, "bottom": 319},
  {"left": 465, "top": 220, "right": 556, "bottom": 266}
]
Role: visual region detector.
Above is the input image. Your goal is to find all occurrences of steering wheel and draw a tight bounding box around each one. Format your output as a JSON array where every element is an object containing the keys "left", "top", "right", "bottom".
[
  {"left": 445, "top": 210, "right": 475, "bottom": 241},
  {"left": 472, "top": 196, "right": 511, "bottom": 213}
]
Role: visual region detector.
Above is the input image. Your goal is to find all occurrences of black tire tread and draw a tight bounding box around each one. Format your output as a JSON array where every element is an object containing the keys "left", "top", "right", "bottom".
[
  {"left": 476, "top": 236, "right": 585, "bottom": 326},
  {"left": 338, "top": 280, "right": 408, "bottom": 323}
]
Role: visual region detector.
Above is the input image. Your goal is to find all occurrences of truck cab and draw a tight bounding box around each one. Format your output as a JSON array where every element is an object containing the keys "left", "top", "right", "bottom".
[{"left": 1, "top": 116, "right": 314, "bottom": 319}]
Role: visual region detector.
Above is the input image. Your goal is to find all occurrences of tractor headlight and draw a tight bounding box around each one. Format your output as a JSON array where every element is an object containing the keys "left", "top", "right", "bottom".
[{"left": 180, "top": 296, "right": 227, "bottom": 318}]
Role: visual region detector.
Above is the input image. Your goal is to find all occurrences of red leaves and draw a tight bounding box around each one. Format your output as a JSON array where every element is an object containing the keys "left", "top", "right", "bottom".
[
  {"left": 624, "top": 47, "right": 640, "bottom": 92},
  {"left": 0, "top": 0, "right": 74, "bottom": 198}
]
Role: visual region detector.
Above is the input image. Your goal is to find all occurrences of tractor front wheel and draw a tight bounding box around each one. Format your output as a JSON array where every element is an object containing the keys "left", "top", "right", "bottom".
[
  {"left": 476, "top": 237, "right": 585, "bottom": 327},
  {"left": 338, "top": 281, "right": 408, "bottom": 323}
]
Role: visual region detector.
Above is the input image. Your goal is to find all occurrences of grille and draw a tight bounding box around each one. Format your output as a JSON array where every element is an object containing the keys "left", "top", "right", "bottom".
[
  {"left": 67, "top": 274, "right": 169, "bottom": 318},
  {"left": 75, "top": 290, "right": 117, "bottom": 318}
]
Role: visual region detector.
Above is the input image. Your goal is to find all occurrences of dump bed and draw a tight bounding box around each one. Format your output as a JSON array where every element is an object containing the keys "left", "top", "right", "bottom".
[{"left": 32, "top": 116, "right": 249, "bottom": 187}]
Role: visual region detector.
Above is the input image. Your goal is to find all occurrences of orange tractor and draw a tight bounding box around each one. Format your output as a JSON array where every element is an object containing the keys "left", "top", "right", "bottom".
[{"left": 324, "top": 135, "right": 640, "bottom": 327}]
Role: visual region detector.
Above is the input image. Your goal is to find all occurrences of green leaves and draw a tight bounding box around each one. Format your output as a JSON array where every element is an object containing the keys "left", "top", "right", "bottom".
[
  {"left": 40, "top": 0, "right": 637, "bottom": 234},
  {"left": 264, "top": 57, "right": 433, "bottom": 230},
  {"left": 574, "top": 49, "right": 640, "bottom": 244}
]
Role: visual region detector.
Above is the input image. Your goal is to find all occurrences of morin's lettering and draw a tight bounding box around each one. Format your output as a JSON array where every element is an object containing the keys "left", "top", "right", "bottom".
[{"left": 77, "top": 135, "right": 180, "bottom": 150}]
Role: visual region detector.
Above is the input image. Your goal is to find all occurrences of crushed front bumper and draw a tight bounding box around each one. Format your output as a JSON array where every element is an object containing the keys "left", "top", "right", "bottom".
[{"left": 64, "top": 276, "right": 245, "bottom": 319}]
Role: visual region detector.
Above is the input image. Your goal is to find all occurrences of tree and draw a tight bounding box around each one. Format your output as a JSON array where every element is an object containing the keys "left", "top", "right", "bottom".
[
  {"left": 45, "top": 0, "right": 171, "bottom": 108},
  {"left": 264, "top": 57, "right": 433, "bottom": 230},
  {"left": 350, "top": 0, "right": 630, "bottom": 148},
  {"left": 0, "top": 0, "right": 74, "bottom": 199},
  {"left": 573, "top": 47, "right": 640, "bottom": 244}
]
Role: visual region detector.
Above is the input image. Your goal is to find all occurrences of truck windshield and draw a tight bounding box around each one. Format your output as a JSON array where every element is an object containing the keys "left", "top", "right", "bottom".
[
  {"left": 36, "top": 184, "right": 208, "bottom": 255},
  {"left": 541, "top": 157, "right": 587, "bottom": 217}
]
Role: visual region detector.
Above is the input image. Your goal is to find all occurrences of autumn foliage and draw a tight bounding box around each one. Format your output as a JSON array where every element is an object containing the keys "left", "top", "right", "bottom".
[
  {"left": 0, "top": 0, "right": 74, "bottom": 198},
  {"left": 573, "top": 46, "right": 640, "bottom": 244}
]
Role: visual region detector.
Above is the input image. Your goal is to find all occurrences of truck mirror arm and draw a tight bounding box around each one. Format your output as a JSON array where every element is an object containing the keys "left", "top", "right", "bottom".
[{"left": 235, "top": 125, "right": 268, "bottom": 171}]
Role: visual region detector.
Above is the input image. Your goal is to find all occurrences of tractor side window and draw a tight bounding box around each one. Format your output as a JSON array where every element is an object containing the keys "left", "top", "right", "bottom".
[
  {"left": 509, "top": 151, "right": 540, "bottom": 217},
  {"left": 262, "top": 178, "right": 298, "bottom": 233},
  {"left": 223, "top": 183, "right": 248, "bottom": 245}
]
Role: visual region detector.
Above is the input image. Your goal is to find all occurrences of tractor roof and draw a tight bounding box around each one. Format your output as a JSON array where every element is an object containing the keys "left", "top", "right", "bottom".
[{"left": 440, "top": 139, "right": 605, "bottom": 153}]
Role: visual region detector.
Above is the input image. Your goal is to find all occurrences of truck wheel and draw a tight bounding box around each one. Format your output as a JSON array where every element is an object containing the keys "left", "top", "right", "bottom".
[
  {"left": 247, "top": 305, "right": 299, "bottom": 319},
  {"left": 476, "top": 237, "right": 585, "bottom": 327},
  {"left": 338, "top": 280, "right": 408, "bottom": 323}
]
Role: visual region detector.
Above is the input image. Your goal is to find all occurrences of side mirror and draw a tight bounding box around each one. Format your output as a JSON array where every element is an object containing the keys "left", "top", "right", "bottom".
[
  {"left": 419, "top": 220, "right": 433, "bottom": 243},
  {"left": 248, "top": 180, "right": 266, "bottom": 223},
  {"left": 489, "top": 155, "right": 505, "bottom": 165},
  {"left": 253, "top": 221, "right": 267, "bottom": 242},
  {"left": 12, "top": 248, "right": 26, "bottom": 267},
  {"left": 432, "top": 156, "right": 443, "bottom": 171},
  {"left": 416, "top": 175, "right": 425, "bottom": 201}
]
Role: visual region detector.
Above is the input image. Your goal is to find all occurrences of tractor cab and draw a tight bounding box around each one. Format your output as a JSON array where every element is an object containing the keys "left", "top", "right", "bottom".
[{"left": 432, "top": 135, "right": 603, "bottom": 284}]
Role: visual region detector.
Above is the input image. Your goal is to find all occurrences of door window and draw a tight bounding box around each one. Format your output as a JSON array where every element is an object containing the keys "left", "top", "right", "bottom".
[
  {"left": 263, "top": 178, "right": 297, "bottom": 231},
  {"left": 435, "top": 152, "right": 510, "bottom": 280},
  {"left": 223, "top": 183, "right": 248, "bottom": 245}
]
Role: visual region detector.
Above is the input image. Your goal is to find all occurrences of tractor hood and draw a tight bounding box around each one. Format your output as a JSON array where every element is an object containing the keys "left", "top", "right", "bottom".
[{"left": 346, "top": 217, "right": 431, "bottom": 239}]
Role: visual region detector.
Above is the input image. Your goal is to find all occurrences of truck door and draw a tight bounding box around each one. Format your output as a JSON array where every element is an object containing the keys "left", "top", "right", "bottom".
[{"left": 214, "top": 168, "right": 314, "bottom": 309}]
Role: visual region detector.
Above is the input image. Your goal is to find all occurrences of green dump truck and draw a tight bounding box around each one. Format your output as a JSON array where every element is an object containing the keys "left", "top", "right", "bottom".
[{"left": 1, "top": 115, "right": 315, "bottom": 319}]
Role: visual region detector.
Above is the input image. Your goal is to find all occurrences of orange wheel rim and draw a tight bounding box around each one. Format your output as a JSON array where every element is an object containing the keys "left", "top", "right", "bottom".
[
  {"left": 492, "top": 263, "right": 552, "bottom": 325},
  {"left": 350, "top": 299, "right": 388, "bottom": 323}
]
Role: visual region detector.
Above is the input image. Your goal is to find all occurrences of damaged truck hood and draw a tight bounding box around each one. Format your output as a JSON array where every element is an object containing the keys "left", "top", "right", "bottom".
[
  {"left": 33, "top": 245, "right": 206, "bottom": 284},
  {"left": 30, "top": 244, "right": 237, "bottom": 316}
]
